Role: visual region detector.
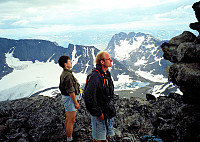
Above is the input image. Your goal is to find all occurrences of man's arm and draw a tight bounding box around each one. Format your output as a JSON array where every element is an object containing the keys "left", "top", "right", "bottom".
[{"left": 69, "top": 92, "right": 79, "bottom": 109}]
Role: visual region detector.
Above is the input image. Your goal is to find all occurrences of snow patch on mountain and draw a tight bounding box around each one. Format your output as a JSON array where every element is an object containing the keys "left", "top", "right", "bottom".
[
  {"left": 114, "top": 36, "right": 145, "bottom": 61},
  {"left": 83, "top": 46, "right": 96, "bottom": 68},
  {"left": 47, "top": 53, "right": 55, "bottom": 62},
  {"left": 135, "top": 70, "right": 168, "bottom": 83},
  {"left": 0, "top": 50, "right": 64, "bottom": 101},
  {"left": 0, "top": 81, "right": 43, "bottom": 101},
  {"left": 71, "top": 45, "right": 81, "bottom": 68},
  {"left": 134, "top": 56, "right": 148, "bottom": 66},
  {"left": 113, "top": 74, "right": 149, "bottom": 91},
  {"left": 6, "top": 47, "right": 30, "bottom": 70},
  {"left": 151, "top": 82, "right": 183, "bottom": 97},
  {"left": 0, "top": 49, "right": 88, "bottom": 101}
]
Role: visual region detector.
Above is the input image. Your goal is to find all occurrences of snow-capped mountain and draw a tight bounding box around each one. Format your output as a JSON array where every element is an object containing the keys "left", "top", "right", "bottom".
[
  {"left": 0, "top": 31, "right": 183, "bottom": 102},
  {"left": 106, "top": 32, "right": 172, "bottom": 82},
  {"left": 0, "top": 37, "right": 147, "bottom": 101},
  {"left": 0, "top": 38, "right": 137, "bottom": 80},
  {"left": 27, "top": 30, "right": 191, "bottom": 51},
  {"left": 105, "top": 32, "right": 182, "bottom": 96}
]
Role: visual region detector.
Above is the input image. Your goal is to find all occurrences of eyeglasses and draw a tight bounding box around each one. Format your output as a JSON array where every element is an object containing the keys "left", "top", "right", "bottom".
[{"left": 103, "top": 58, "right": 112, "bottom": 61}]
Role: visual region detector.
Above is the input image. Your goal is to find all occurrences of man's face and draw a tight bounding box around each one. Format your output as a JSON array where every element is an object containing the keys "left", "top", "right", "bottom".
[
  {"left": 65, "top": 59, "right": 72, "bottom": 69},
  {"left": 103, "top": 53, "right": 113, "bottom": 68}
]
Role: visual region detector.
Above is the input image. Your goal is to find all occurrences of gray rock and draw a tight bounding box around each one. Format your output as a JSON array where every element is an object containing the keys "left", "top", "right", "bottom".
[
  {"left": 166, "top": 63, "right": 200, "bottom": 87},
  {"left": 177, "top": 42, "right": 200, "bottom": 62},
  {"left": 192, "top": 1, "right": 200, "bottom": 22},
  {"left": 0, "top": 94, "right": 66, "bottom": 142},
  {"left": 169, "top": 31, "right": 196, "bottom": 46},
  {"left": 161, "top": 43, "right": 178, "bottom": 63},
  {"left": 190, "top": 22, "right": 200, "bottom": 33}
]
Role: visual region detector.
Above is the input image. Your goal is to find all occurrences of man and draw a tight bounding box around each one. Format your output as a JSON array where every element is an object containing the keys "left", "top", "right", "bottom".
[
  {"left": 58, "top": 55, "right": 80, "bottom": 142},
  {"left": 84, "top": 51, "right": 116, "bottom": 142}
]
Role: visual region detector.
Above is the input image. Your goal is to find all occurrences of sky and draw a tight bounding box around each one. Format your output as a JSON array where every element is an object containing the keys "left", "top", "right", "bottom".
[{"left": 0, "top": 0, "right": 199, "bottom": 47}]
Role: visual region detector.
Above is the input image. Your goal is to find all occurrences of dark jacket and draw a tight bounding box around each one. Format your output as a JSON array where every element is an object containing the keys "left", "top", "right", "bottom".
[
  {"left": 84, "top": 64, "right": 115, "bottom": 118},
  {"left": 59, "top": 69, "right": 80, "bottom": 96}
]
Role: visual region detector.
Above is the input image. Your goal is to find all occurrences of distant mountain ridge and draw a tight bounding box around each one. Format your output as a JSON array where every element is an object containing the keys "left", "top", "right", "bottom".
[
  {"left": 0, "top": 32, "right": 181, "bottom": 101},
  {"left": 0, "top": 37, "right": 142, "bottom": 101},
  {"left": 106, "top": 32, "right": 172, "bottom": 77},
  {"left": 0, "top": 37, "right": 137, "bottom": 81},
  {"left": 0, "top": 38, "right": 66, "bottom": 79}
]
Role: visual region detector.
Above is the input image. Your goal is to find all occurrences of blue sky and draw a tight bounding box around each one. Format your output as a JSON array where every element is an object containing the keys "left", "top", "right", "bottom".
[{"left": 0, "top": 0, "right": 198, "bottom": 47}]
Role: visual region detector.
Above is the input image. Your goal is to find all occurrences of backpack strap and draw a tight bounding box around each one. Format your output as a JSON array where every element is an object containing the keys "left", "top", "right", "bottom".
[
  {"left": 86, "top": 69, "right": 106, "bottom": 87},
  {"left": 92, "top": 69, "right": 105, "bottom": 87}
]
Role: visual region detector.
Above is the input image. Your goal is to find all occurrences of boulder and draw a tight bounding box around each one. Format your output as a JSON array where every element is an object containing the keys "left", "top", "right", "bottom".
[
  {"left": 0, "top": 95, "right": 66, "bottom": 142},
  {"left": 166, "top": 63, "right": 200, "bottom": 102},
  {"left": 177, "top": 42, "right": 200, "bottom": 62},
  {"left": 161, "top": 31, "right": 197, "bottom": 63},
  {"left": 192, "top": 1, "right": 200, "bottom": 22},
  {"left": 190, "top": 22, "right": 200, "bottom": 33},
  {"left": 166, "top": 63, "right": 200, "bottom": 87},
  {"left": 161, "top": 43, "right": 178, "bottom": 63},
  {"left": 190, "top": 1, "right": 200, "bottom": 34},
  {"left": 168, "top": 31, "right": 196, "bottom": 46}
]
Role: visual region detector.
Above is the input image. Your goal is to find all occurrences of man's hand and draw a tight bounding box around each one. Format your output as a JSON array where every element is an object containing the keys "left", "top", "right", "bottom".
[{"left": 98, "top": 113, "right": 104, "bottom": 120}]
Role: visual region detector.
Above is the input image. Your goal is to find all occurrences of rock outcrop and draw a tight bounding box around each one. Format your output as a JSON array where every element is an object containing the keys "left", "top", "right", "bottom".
[
  {"left": 190, "top": 1, "right": 200, "bottom": 35},
  {"left": 0, "top": 95, "right": 66, "bottom": 142},
  {"left": 161, "top": 1, "right": 200, "bottom": 103}
]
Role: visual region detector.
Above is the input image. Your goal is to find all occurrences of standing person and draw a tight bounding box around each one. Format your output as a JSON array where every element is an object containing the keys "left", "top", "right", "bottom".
[
  {"left": 58, "top": 55, "right": 80, "bottom": 142},
  {"left": 84, "top": 51, "right": 116, "bottom": 142}
]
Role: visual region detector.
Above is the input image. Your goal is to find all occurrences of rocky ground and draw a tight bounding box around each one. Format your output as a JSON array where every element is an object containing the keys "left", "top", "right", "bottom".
[{"left": 0, "top": 92, "right": 200, "bottom": 142}]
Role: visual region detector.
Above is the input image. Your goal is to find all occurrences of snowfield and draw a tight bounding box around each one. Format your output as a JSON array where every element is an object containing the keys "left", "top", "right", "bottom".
[{"left": 0, "top": 50, "right": 149, "bottom": 101}]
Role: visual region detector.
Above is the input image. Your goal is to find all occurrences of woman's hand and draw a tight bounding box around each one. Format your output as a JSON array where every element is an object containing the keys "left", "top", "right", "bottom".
[{"left": 75, "top": 102, "right": 80, "bottom": 109}]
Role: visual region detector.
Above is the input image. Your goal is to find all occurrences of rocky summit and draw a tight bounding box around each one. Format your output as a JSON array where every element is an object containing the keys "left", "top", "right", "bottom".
[{"left": 0, "top": 93, "right": 200, "bottom": 142}]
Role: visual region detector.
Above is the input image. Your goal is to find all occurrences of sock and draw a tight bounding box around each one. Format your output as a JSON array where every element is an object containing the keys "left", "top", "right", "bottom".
[{"left": 67, "top": 137, "right": 73, "bottom": 142}]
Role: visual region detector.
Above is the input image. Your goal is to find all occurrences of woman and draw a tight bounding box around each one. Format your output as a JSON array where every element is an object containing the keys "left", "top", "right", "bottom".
[{"left": 58, "top": 55, "right": 80, "bottom": 142}]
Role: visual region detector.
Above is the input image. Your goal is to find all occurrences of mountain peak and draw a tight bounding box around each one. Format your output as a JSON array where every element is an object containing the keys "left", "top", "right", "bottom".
[{"left": 106, "top": 32, "right": 171, "bottom": 80}]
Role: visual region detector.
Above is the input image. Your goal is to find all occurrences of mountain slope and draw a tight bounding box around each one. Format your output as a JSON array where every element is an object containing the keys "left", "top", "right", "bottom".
[
  {"left": 0, "top": 38, "right": 146, "bottom": 101},
  {"left": 105, "top": 32, "right": 172, "bottom": 81}
]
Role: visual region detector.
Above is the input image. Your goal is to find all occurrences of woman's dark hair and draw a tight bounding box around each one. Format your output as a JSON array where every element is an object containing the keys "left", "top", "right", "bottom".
[{"left": 58, "top": 55, "right": 70, "bottom": 68}]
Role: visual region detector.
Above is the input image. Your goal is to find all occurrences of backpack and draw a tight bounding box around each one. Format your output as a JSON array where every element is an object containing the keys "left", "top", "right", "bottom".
[
  {"left": 84, "top": 68, "right": 116, "bottom": 119},
  {"left": 141, "top": 135, "right": 163, "bottom": 142}
]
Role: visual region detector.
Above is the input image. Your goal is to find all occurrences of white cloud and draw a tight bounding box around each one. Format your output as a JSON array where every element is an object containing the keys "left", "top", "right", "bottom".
[
  {"left": 76, "top": 0, "right": 180, "bottom": 10},
  {"left": 0, "top": 0, "right": 187, "bottom": 21},
  {"left": 0, "top": 0, "right": 198, "bottom": 39},
  {"left": 155, "top": 5, "right": 194, "bottom": 20},
  {"left": 12, "top": 20, "right": 29, "bottom": 26}
]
